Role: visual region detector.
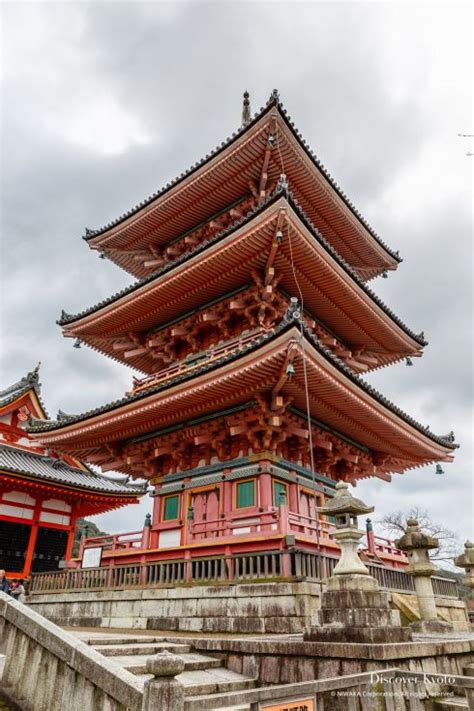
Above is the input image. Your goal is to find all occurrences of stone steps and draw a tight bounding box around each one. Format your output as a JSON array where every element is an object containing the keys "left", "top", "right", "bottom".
[
  {"left": 134, "top": 667, "right": 255, "bottom": 697},
  {"left": 81, "top": 634, "right": 170, "bottom": 646},
  {"left": 112, "top": 652, "right": 223, "bottom": 674},
  {"left": 93, "top": 641, "right": 192, "bottom": 656},
  {"left": 185, "top": 689, "right": 255, "bottom": 710},
  {"left": 83, "top": 632, "right": 256, "bottom": 702}
]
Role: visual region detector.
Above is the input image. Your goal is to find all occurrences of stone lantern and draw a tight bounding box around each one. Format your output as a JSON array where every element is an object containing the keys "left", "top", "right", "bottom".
[
  {"left": 455, "top": 541, "right": 474, "bottom": 595},
  {"left": 320, "top": 481, "right": 374, "bottom": 584},
  {"left": 395, "top": 518, "right": 452, "bottom": 633},
  {"left": 304, "top": 482, "right": 411, "bottom": 643}
]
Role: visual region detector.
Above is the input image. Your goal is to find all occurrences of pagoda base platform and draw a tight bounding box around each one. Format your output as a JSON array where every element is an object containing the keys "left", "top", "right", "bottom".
[
  {"left": 27, "top": 579, "right": 470, "bottom": 635},
  {"left": 27, "top": 581, "right": 322, "bottom": 635}
]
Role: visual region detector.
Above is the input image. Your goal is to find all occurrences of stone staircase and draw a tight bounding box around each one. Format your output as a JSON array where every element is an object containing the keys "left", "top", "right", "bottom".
[{"left": 76, "top": 631, "right": 255, "bottom": 710}]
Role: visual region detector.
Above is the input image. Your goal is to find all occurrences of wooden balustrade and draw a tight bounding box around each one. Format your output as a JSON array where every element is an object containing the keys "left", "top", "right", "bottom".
[
  {"left": 132, "top": 329, "right": 264, "bottom": 393},
  {"left": 432, "top": 575, "right": 459, "bottom": 598},
  {"left": 29, "top": 548, "right": 459, "bottom": 598}
]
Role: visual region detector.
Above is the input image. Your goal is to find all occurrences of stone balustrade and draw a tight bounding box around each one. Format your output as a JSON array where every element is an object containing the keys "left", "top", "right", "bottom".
[
  {"left": 0, "top": 591, "right": 144, "bottom": 710},
  {"left": 0, "top": 591, "right": 189, "bottom": 711}
]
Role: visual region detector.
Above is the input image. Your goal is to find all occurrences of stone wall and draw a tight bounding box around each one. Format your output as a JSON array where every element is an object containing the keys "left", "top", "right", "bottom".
[
  {"left": 28, "top": 581, "right": 469, "bottom": 634},
  {"left": 180, "top": 635, "right": 474, "bottom": 687},
  {"left": 28, "top": 581, "right": 322, "bottom": 634},
  {"left": 0, "top": 591, "right": 144, "bottom": 711}
]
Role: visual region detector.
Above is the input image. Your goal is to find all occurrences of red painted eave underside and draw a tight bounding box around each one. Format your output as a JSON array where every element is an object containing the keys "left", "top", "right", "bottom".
[
  {"left": 64, "top": 198, "right": 422, "bottom": 373},
  {"left": 30, "top": 328, "right": 454, "bottom": 471},
  {"left": 87, "top": 108, "right": 398, "bottom": 280}
]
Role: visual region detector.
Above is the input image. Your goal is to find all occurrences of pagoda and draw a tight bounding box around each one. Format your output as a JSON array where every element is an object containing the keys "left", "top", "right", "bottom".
[
  {"left": 0, "top": 365, "right": 146, "bottom": 577},
  {"left": 27, "top": 91, "right": 457, "bottom": 571}
]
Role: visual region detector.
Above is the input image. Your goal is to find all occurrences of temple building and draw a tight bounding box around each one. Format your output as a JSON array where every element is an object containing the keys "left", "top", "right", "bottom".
[
  {"left": 27, "top": 91, "right": 457, "bottom": 573},
  {"left": 0, "top": 365, "right": 146, "bottom": 577}
]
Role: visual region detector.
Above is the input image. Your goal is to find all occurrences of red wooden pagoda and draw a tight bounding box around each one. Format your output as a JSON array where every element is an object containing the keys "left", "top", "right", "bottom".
[
  {"left": 0, "top": 365, "right": 146, "bottom": 578},
  {"left": 27, "top": 91, "right": 457, "bottom": 573}
]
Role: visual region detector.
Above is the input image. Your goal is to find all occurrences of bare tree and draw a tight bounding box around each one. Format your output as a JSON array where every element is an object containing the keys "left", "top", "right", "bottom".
[{"left": 378, "top": 507, "right": 462, "bottom": 563}]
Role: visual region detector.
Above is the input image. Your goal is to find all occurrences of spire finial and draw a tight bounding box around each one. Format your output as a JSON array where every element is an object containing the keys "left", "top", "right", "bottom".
[{"left": 242, "top": 90, "right": 251, "bottom": 126}]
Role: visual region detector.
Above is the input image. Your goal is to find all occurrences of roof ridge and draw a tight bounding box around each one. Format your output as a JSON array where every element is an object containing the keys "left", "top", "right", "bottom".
[
  {"left": 59, "top": 186, "right": 426, "bottom": 346},
  {"left": 0, "top": 363, "right": 49, "bottom": 417}
]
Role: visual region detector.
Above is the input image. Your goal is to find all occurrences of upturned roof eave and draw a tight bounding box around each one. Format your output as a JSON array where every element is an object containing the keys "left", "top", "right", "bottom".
[
  {"left": 28, "top": 311, "right": 457, "bottom": 452},
  {"left": 0, "top": 443, "right": 147, "bottom": 496},
  {"left": 59, "top": 188, "right": 426, "bottom": 350},
  {"left": 83, "top": 92, "right": 401, "bottom": 266}
]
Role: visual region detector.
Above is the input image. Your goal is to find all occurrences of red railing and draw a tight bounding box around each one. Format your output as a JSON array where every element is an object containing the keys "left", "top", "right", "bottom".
[
  {"left": 78, "top": 529, "right": 147, "bottom": 560},
  {"left": 132, "top": 329, "right": 264, "bottom": 393},
  {"left": 30, "top": 549, "right": 456, "bottom": 598},
  {"left": 371, "top": 534, "right": 407, "bottom": 561},
  {"left": 76, "top": 508, "right": 406, "bottom": 569}
]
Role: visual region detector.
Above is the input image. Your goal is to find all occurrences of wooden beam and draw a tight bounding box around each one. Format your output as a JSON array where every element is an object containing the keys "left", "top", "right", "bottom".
[
  {"left": 113, "top": 341, "right": 137, "bottom": 351},
  {"left": 147, "top": 335, "right": 165, "bottom": 347},
  {"left": 86, "top": 452, "right": 110, "bottom": 464},
  {"left": 170, "top": 326, "right": 188, "bottom": 336},
  {"left": 287, "top": 425, "right": 309, "bottom": 439},
  {"left": 229, "top": 424, "right": 248, "bottom": 436},
  {"left": 124, "top": 347, "right": 148, "bottom": 358},
  {"left": 143, "top": 259, "right": 165, "bottom": 268},
  {"left": 100, "top": 459, "right": 125, "bottom": 472}
]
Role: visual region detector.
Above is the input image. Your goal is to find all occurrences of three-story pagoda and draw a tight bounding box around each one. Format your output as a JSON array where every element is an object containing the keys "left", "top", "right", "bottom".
[{"left": 28, "top": 91, "right": 457, "bottom": 569}]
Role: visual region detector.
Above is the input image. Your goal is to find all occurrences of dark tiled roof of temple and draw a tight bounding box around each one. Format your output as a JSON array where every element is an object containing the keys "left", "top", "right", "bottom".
[
  {"left": 0, "top": 444, "right": 147, "bottom": 495},
  {"left": 83, "top": 90, "right": 401, "bottom": 263},
  {"left": 0, "top": 364, "right": 48, "bottom": 415}
]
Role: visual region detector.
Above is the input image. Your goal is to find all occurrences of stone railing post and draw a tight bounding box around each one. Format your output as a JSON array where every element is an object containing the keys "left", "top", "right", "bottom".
[
  {"left": 455, "top": 541, "right": 474, "bottom": 595},
  {"left": 396, "top": 518, "right": 452, "bottom": 633},
  {"left": 142, "top": 650, "right": 185, "bottom": 711}
]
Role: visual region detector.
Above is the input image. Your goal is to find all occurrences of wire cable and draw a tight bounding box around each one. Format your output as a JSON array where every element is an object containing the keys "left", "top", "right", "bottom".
[{"left": 275, "top": 126, "right": 321, "bottom": 554}]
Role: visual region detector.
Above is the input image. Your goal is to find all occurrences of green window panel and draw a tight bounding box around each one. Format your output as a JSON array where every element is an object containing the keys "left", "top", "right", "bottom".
[
  {"left": 163, "top": 495, "right": 180, "bottom": 521},
  {"left": 236, "top": 480, "right": 255, "bottom": 508},
  {"left": 273, "top": 480, "right": 287, "bottom": 505}
]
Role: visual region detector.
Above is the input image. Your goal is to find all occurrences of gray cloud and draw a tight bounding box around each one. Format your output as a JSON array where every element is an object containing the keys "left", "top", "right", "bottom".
[{"left": 1, "top": 1, "right": 472, "bottom": 545}]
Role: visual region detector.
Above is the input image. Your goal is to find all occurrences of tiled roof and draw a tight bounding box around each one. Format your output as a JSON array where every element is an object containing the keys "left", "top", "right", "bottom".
[
  {"left": 0, "top": 364, "right": 48, "bottom": 414},
  {"left": 30, "top": 304, "right": 456, "bottom": 450},
  {"left": 83, "top": 90, "right": 400, "bottom": 263},
  {"left": 59, "top": 184, "right": 426, "bottom": 347},
  {"left": 0, "top": 444, "right": 147, "bottom": 496}
]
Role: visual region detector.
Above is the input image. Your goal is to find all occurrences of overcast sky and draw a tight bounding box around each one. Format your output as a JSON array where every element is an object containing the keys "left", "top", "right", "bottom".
[{"left": 1, "top": 1, "right": 472, "bottom": 548}]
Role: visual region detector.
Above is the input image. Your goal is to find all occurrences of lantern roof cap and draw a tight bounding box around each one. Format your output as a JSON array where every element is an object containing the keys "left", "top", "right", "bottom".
[
  {"left": 317, "top": 481, "right": 374, "bottom": 516},
  {"left": 395, "top": 518, "right": 439, "bottom": 551}
]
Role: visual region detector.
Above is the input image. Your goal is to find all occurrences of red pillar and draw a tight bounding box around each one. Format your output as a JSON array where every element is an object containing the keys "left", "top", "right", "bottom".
[
  {"left": 150, "top": 489, "right": 162, "bottom": 548},
  {"left": 64, "top": 512, "right": 78, "bottom": 561},
  {"left": 259, "top": 469, "right": 273, "bottom": 532},
  {"left": 23, "top": 497, "right": 43, "bottom": 577},
  {"left": 222, "top": 468, "right": 232, "bottom": 536}
]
